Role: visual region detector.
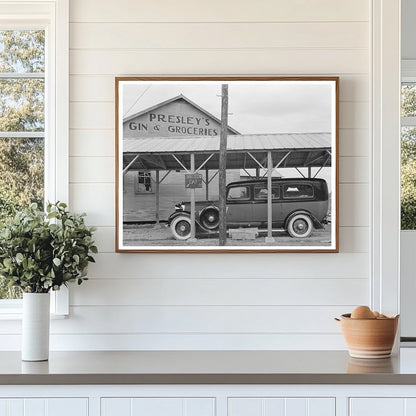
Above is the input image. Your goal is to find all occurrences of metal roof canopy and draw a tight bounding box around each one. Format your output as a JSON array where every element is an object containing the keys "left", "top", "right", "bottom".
[{"left": 123, "top": 132, "right": 332, "bottom": 172}]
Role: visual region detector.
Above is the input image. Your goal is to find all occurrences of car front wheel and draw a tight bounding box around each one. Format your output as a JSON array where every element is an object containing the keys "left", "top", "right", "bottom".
[
  {"left": 287, "top": 214, "right": 313, "bottom": 238},
  {"left": 170, "top": 215, "right": 192, "bottom": 240}
]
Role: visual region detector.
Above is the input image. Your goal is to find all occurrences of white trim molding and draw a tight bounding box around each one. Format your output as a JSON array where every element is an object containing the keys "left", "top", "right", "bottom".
[{"left": 371, "top": 0, "right": 401, "bottom": 316}]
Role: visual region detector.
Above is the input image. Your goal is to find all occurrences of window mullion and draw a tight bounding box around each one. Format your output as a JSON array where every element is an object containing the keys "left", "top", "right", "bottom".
[
  {"left": 401, "top": 117, "right": 416, "bottom": 127},
  {"left": 0, "top": 73, "right": 44, "bottom": 79},
  {"left": 0, "top": 132, "right": 45, "bottom": 138}
]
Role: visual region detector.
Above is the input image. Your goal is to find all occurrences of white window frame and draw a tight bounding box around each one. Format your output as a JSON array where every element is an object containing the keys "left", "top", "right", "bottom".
[
  {"left": 371, "top": 0, "right": 401, "bottom": 322},
  {"left": 0, "top": 0, "right": 69, "bottom": 317}
]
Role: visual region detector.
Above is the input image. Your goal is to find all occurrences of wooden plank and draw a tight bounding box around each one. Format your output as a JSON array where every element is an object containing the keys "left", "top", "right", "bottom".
[
  {"left": 0, "top": 333, "right": 347, "bottom": 351},
  {"left": 85, "top": 252, "right": 369, "bottom": 279},
  {"left": 339, "top": 156, "right": 369, "bottom": 183},
  {"left": 70, "top": 157, "right": 114, "bottom": 183},
  {"left": 339, "top": 102, "right": 369, "bottom": 129},
  {"left": 339, "top": 183, "right": 369, "bottom": 227},
  {"left": 70, "top": 22, "right": 368, "bottom": 49},
  {"left": 70, "top": 278, "right": 368, "bottom": 306},
  {"left": 101, "top": 399, "right": 131, "bottom": 416},
  {"left": 339, "top": 129, "right": 369, "bottom": 157},
  {"left": 47, "top": 399, "right": 89, "bottom": 416},
  {"left": 69, "top": 183, "right": 114, "bottom": 226},
  {"left": 70, "top": 49, "right": 368, "bottom": 75},
  {"left": 49, "top": 305, "right": 360, "bottom": 334},
  {"left": 69, "top": 0, "right": 369, "bottom": 23},
  {"left": 69, "top": 129, "right": 115, "bottom": 157},
  {"left": 349, "top": 399, "right": 405, "bottom": 416},
  {"left": 70, "top": 74, "right": 369, "bottom": 103}
]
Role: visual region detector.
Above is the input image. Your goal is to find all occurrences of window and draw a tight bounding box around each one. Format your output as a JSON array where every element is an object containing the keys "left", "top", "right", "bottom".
[
  {"left": 283, "top": 184, "right": 314, "bottom": 199},
  {"left": 0, "top": 30, "right": 45, "bottom": 300},
  {"left": 227, "top": 186, "right": 250, "bottom": 201},
  {"left": 254, "top": 185, "right": 279, "bottom": 200},
  {"left": 0, "top": 0, "right": 69, "bottom": 314},
  {"left": 401, "top": 80, "right": 416, "bottom": 230},
  {"left": 136, "top": 171, "right": 153, "bottom": 193}
]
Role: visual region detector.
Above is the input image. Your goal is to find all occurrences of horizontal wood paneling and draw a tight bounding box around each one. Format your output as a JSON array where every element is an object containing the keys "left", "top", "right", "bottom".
[
  {"left": 69, "top": 130, "right": 115, "bottom": 157},
  {"left": 339, "top": 183, "right": 369, "bottom": 227},
  {"left": 339, "top": 129, "right": 369, "bottom": 157},
  {"left": 69, "top": 0, "right": 369, "bottom": 23},
  {"left": 69, "top": 183, "right": 114, "bottom": 226},
  {"left": 0, "top": 332, "right": 346, "bottom": 350},
  {"left": 70, "top": 278, "right": 368, "bottom": 306},
  {"left": 69, "top": 74, "right": 369, "bottom": 103},
  {"left": 339, "top": 156, "right": 369, "bottom": 183},
  {"left": 70, "top": 157, "right": 114, "bottom": 183},
  {"left": 0, "top": 0, "right": 369, "bottom": 352},
  {"left": 85, "top": 252, "right": 369, "bottom": 279},
  {"left": 70, "top": 22, "right": 368, "bottom": 50},
  {"left": 69, "top": 49, "right": 368, "bottom": 76},
  {"left": 49, "top": 305, "right": 351, "bottom": 334}
]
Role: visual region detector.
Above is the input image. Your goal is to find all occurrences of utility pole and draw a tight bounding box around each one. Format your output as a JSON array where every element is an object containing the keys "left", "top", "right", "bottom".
[{"left": 218, "top": 84, "right": 228, "bottom": 246}]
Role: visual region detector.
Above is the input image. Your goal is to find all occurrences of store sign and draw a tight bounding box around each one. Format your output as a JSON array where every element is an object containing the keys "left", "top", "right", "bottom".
[
  {"left": 185, "top": 173, "right": 203, "bottom": 189},
  {"left": 128, "top": 112, "right": 219, "bottom": 136}
]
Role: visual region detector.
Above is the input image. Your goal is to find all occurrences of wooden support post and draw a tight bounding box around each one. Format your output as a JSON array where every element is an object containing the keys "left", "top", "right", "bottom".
[
  {"left": 205, "top": 168, "right": 209, "bottom": 201},
  {"left": 155, "top": 170, "right": 160, "bottom": 226},
  {"left": 265, "top": 151, "right": 275, "bottom": 243},
  {"left": 256, "top": 167, "right": 260, "bottom": 180},
  {"left": 219, "top": 84, "right": 228, "bottom": 246},
  {"left": 308, "top": 166, "right": 312, "bottom": 178},
  {"left": 189, "top": 153, "right": 197, "bottom": 242}
]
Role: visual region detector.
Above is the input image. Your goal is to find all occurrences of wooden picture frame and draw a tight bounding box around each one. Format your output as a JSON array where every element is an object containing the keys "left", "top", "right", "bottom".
[{"left": 116, "top": 77, "right": 339, "bottom": 253}]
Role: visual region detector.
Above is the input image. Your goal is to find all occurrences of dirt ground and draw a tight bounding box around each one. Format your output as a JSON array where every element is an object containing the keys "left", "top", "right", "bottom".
[{"left": 123, "top": 223, "right": 332, "bottom": 247}]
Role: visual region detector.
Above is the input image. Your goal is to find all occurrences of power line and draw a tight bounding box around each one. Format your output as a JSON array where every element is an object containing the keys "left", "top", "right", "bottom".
[{"left": 123, "top": 85, "right": 152, "bottom": 118}]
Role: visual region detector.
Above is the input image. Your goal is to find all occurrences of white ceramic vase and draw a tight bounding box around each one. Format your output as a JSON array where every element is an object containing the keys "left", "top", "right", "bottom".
[{"left": 22, "top": 292, "right": 50, "bottom": 361}]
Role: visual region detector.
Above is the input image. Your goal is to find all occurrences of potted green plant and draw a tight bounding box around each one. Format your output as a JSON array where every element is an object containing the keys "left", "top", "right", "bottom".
[{"left": 0, "top": 202, "right": 97, "bottom": 361}]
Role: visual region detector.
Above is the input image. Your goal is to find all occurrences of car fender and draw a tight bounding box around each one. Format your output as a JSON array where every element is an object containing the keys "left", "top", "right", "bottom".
[
  {"left": 167, "top": 211, "right": 190, "bottom": 225},
  {"left": 167, "top": 210, "right": 209, "bottom": 231},
  {"left": 285, "top": 210, "right": 324, "bottom": 230}
]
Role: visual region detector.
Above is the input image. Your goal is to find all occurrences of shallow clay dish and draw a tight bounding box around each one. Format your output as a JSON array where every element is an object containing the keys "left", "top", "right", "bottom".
[{"left": 336, "top": 313, "right": 399, "bottom": 359}]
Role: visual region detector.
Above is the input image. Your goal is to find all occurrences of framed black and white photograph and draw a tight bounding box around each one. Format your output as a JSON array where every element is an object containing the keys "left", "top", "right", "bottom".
[{"left": 116, "top": 77, "right": 339, "bottom": 253}]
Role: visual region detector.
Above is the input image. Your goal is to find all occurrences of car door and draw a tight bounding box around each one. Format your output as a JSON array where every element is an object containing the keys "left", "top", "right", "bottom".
[
  {"left": 251, "top": 184, "right": 282, "bottom": 226},
  {"left": 226, "top": 184, "right": 253, "bottom": 227}
]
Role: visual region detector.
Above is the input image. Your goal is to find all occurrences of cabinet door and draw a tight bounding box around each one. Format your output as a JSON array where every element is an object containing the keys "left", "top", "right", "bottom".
[
  {"left": 101, "top": 398, "right": 215, "bottom": 416},
  {"left": 0, "top": 398, "right": 88, "bottom": 416},
  {"left": 228, "top": 398, "right": 335, "bottom": 416},
  {"left": 350, "top": 398, "right": 416, "bottom": 416}
]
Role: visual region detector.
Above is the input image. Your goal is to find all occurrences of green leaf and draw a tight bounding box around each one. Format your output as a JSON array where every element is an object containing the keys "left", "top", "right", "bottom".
[{"left": 53, "top": 258, "right": 61, "bottom": 267}]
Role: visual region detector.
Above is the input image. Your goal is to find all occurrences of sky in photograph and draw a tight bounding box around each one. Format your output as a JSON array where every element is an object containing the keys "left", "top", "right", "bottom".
[{"left": 122, "top": 81, "right": 333, "bottom": 135}]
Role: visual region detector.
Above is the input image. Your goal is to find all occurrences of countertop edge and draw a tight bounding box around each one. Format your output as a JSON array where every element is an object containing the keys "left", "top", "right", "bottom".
[{"left": 2, "top": 373, "right": 416, "bottom": 385}]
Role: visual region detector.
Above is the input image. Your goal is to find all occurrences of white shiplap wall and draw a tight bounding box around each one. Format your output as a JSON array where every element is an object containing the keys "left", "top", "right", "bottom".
[{"left": 50, "top": 0, "right": 371, "bottom": 350}]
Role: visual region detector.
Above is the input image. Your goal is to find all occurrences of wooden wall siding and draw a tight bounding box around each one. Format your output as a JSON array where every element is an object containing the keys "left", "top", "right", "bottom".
[{"left": 4, "top": 0, "right": 374, "bottom": 350}]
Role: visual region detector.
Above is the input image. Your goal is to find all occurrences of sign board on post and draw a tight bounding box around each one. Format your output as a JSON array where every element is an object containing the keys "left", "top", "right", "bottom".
[{"left": 185, "top": 173, "right": 203, "bottom": 189}]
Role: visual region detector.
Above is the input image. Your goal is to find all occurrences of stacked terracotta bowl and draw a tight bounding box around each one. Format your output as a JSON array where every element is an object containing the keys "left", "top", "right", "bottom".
[{"left": 336, "top": 306, "right": 399, "bottom": 359}]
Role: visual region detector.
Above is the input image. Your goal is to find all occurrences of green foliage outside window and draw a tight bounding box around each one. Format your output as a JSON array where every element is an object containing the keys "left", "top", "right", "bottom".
[
  {"left": 0, "top": 30, "right": 45, "bottom": 298},
  {"left": 401, "top": 84, "right": 416, "bottom": 230}
]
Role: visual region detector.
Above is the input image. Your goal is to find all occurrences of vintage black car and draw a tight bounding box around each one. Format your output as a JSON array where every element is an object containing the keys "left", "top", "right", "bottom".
[{"left": 168, "top": 178, "right": 329, "bottom": 240}]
